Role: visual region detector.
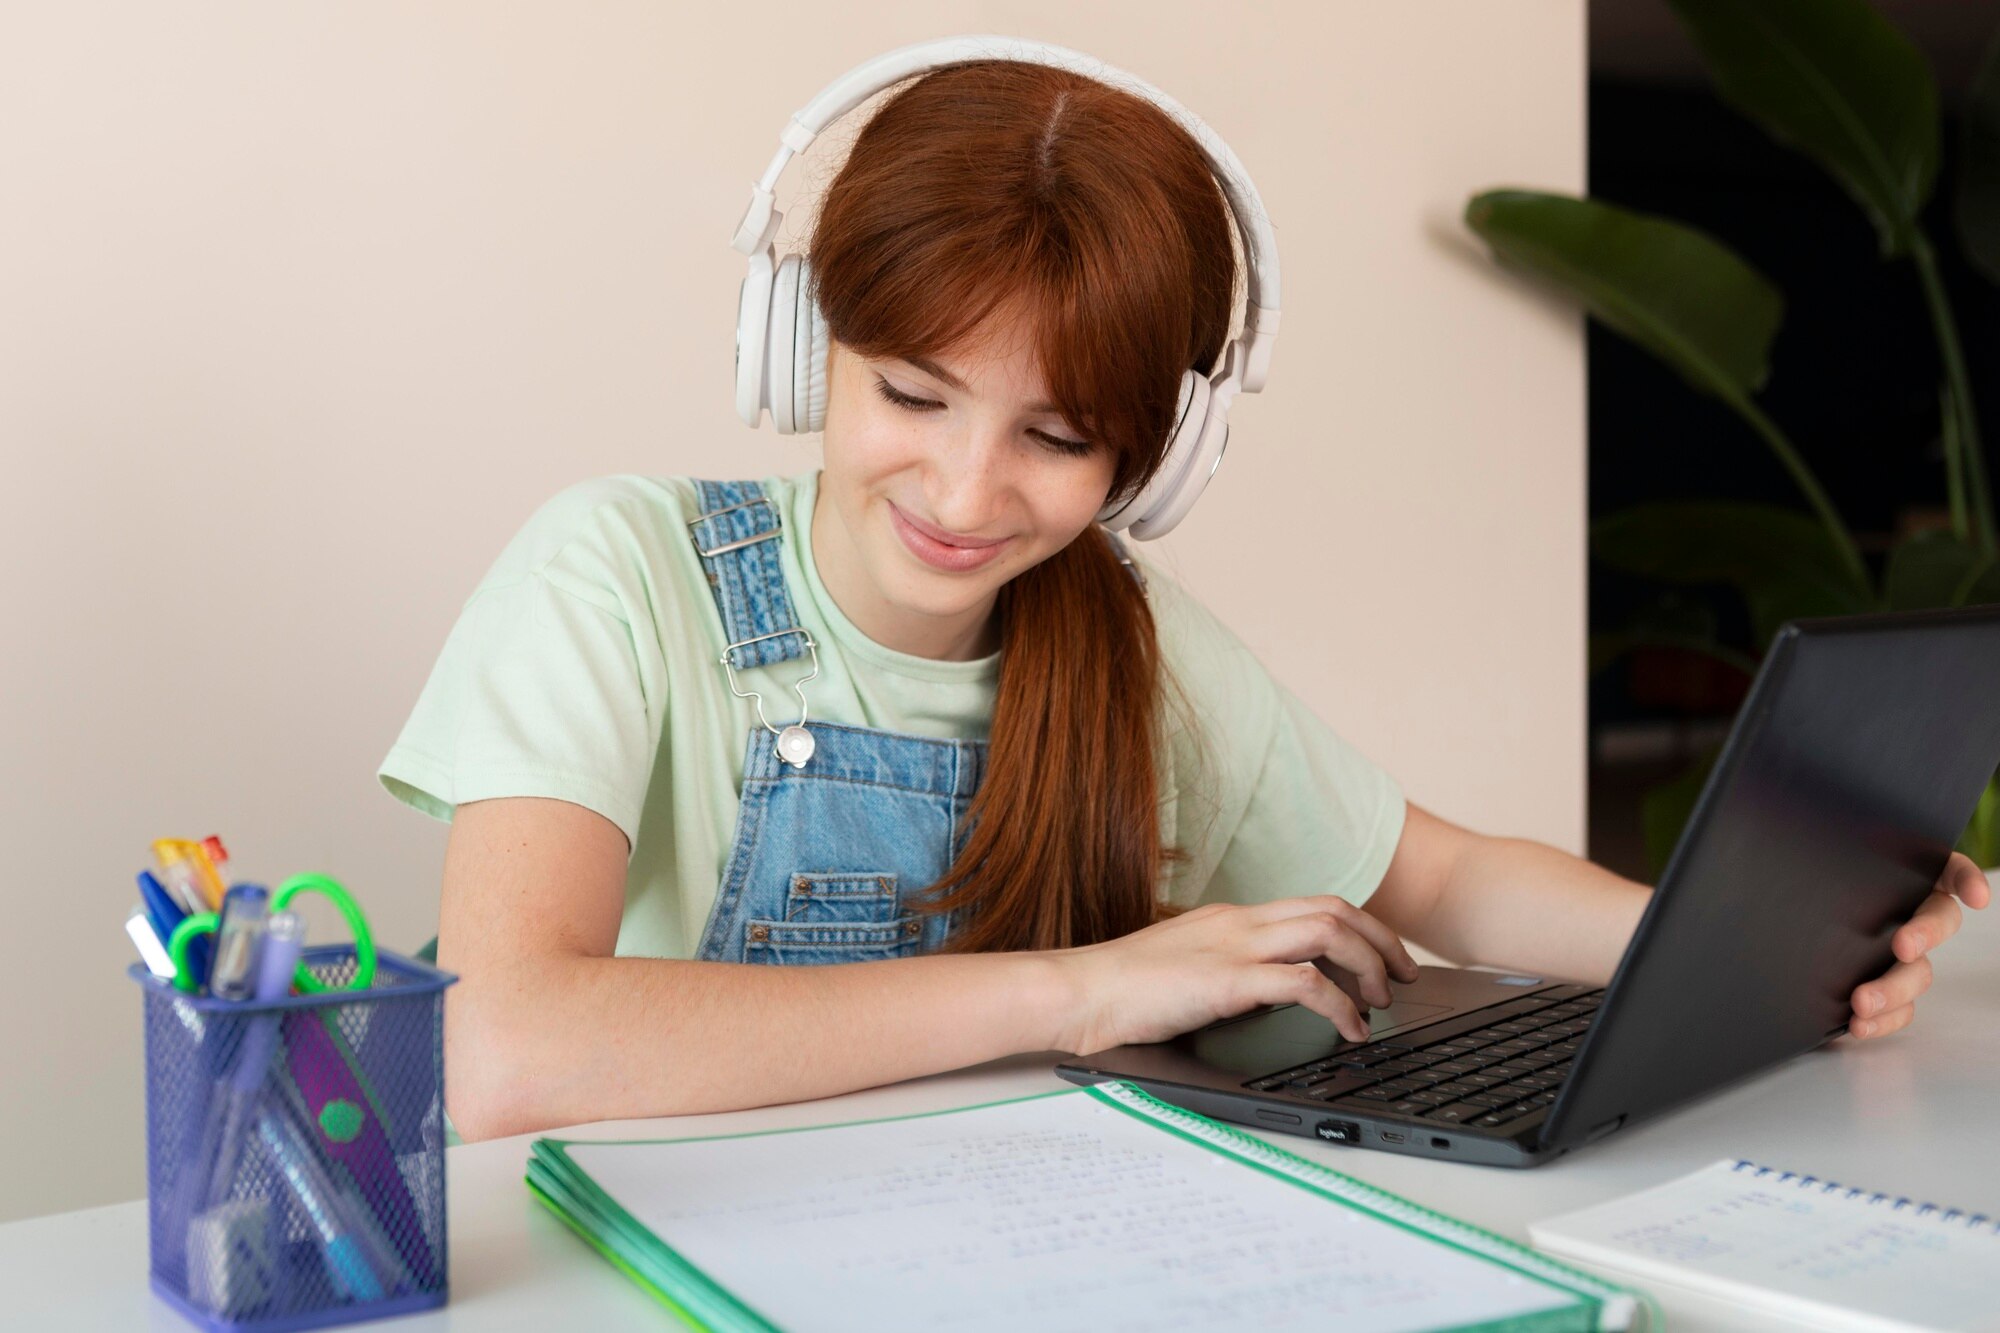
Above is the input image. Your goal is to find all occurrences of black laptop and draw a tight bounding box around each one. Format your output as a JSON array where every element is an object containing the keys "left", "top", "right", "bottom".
[{"left": 1055, "top": 606, "right": 2000, "bottom": 1167}]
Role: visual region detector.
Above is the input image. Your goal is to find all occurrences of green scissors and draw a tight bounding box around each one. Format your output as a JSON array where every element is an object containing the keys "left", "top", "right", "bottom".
[{"left": 168, "top": 873, "right": 376, "bottom": 995}]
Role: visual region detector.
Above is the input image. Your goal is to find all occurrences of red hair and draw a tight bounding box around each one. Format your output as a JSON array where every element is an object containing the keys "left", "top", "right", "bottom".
[{"left": 808, "top": 59, "right": 1238, "bottom": 950}]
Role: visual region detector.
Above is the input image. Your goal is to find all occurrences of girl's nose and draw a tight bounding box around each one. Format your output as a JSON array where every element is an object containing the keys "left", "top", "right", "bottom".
[{"left": 923, "top": 424, "right": 1013, "bottom": 534}]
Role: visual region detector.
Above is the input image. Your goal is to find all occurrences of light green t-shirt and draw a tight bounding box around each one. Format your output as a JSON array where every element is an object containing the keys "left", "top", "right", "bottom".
[{"left": 378, "top": 471, "right": 1405, "bottom": 958}]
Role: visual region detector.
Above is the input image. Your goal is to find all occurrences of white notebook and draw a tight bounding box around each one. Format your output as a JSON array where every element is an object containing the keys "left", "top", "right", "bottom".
[
  {"left": 1529, "top": 1158, "right": 2000, "bottom": 1332},
  {"left": 530, "top": 1081, "right": 1639, "bottom": 1331}
]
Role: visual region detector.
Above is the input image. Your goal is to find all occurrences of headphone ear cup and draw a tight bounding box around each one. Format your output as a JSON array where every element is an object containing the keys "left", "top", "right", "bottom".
[
  {"left": 1129, "top": 396, "right": 1228, "bottom": 540},
  {"left": 1098, "top": 369, "right": 1208, "bottom": 535},
  {"left": 767, "top": 254, "right": 805, "bottom": 434},
  {"left": 795, "top": 259, "right": 829, "bottom": 434},
  {"left": 734, "top": 249, "right": 776, "bottom": 428}
]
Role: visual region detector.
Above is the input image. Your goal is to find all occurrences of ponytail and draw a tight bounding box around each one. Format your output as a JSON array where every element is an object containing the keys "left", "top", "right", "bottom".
[{"left": 915, "top": 526, "right": 1172, "bottom": 951}]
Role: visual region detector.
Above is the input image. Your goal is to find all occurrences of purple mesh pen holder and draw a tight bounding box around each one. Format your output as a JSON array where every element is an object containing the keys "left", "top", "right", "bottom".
[{"left": 132, "top": 945, "right": 457, "bottom": 1332}]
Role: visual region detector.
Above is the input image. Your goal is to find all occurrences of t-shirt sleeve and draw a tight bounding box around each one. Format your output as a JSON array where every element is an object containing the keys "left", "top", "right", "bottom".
[
  {"left": 1147, "top": 566, "right": 1406, "bottom": 912},
  {"left": 377, "top": 483, "right": 669, "bottom": 850},
  {"left": 1198, "top": 682, "right": 1407, "bottom": 911}
]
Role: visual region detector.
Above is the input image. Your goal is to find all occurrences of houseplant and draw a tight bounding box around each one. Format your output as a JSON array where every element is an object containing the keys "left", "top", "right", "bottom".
[{"left": 1465, "top": 0, "right": 2000, "bottom": 871}]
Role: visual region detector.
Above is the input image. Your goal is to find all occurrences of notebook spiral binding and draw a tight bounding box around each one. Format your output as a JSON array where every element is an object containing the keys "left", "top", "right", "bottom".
[{"left": 1729, "top": 1159, "right": 1998, "bottom": 1232}]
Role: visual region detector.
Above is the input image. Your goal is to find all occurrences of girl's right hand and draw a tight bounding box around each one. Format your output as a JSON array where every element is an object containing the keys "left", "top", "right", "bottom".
[{"left": 1052, "top": 896, "right": 1422, "bottom": 1056}]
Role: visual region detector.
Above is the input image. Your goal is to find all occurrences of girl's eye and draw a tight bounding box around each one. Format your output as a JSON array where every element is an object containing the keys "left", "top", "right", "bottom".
[
  {"left": 1032, "top": 430, "right": 1098, "bottom": 459},
  {"left": 873, "top": 378, "right": 941, "bottom": 413},
  {"left": 872, "top": 377, "right": 1096, "bottom": 459}
]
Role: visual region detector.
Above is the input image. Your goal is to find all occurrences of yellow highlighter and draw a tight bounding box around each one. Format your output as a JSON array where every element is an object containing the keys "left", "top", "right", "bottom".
[{"left": 153, "top": 839, "right": 225, "bottom": 912}]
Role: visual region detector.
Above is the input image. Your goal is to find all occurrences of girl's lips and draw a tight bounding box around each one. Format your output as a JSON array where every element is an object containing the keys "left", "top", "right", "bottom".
[{"left": 887, "top": 502, "right": 1011, "bottom": 573}]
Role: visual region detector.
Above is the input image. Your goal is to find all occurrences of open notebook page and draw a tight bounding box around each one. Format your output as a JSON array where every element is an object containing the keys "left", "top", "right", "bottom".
[{"left": 563, "top": 1088, "right": 1607, "bottom": 1332}]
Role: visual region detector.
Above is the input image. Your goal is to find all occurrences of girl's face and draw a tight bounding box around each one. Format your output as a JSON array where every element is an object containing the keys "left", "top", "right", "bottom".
[{"left": 812, "top": 304, "right": 1120, "bottom": 661}]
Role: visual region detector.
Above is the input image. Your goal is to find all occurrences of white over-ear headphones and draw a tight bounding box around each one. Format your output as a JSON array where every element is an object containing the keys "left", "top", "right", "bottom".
[{"left": 730, "top": 35, "right": 1282, "bottom": 540}]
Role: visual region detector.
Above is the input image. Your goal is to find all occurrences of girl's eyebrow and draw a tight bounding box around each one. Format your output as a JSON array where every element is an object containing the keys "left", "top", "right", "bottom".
[{"left": 902, "top": 355, "right": 1059, "bottom": 415}]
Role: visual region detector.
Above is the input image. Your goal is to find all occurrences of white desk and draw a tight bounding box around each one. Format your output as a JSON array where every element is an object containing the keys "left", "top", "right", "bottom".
[{"left": 7, "top": 903, "right": 1995, "bottom": 1331}]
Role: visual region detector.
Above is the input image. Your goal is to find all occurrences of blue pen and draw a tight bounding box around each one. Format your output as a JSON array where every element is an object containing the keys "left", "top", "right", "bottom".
[
  {"left": 255, "top": 1105, "right": 385, "bottom": 1302},
  {"left": 139, "top": 870, "right": 210, "bottom": 987},
  {"left": 269, "top": 1072, "right": 414, "bottom": 1296}
]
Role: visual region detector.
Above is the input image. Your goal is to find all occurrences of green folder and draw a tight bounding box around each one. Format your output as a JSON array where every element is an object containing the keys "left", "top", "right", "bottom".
[{"left": 527, "top": 1080, "right": 1647, "bottom": 1331}]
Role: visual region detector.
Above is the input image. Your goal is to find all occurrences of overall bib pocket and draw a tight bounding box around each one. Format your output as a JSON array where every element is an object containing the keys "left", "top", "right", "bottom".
[
  {"left": 780, "top": 872, "right": 898, "bottom": 923},
  {"left": 746, "top": 872, "right": 924, "bottom": 963}
]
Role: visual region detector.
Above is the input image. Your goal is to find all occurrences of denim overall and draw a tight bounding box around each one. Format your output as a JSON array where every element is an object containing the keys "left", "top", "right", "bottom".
[{"left": 685, "top": 480, "right": 985, "bottom": 966}]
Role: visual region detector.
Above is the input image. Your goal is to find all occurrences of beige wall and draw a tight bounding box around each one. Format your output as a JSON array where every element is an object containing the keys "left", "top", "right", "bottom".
[{"left": 0, "top": 1, "right": 1585, "bottom": 1221}]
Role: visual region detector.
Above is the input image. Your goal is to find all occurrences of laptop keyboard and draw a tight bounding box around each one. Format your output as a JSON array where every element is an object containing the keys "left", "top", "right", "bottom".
[{"left": 1243, "top": 985, "right": 1604, "bottom": 1132}]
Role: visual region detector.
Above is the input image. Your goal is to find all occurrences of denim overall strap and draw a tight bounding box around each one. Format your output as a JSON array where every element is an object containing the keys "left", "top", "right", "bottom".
[{"left": 687, "top": 479, "right": 810, "bottom": 669}]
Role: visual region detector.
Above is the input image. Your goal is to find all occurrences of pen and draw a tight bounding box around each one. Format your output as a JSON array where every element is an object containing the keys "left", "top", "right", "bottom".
[
  {"left": 270, "top": 1074, "right": 413, "bottom": 1296},
  {"left": 139, "top": 870, "right": 209, "bottom": 987},
  {"left": 203, "top": 911, "right": 306, "bottom": 1211},
  {"left": 179, "top": 874, "right": 304, "bottom": 1312},
  {"left": 209, "top": 884, "right": 270, "bottom": 1001},
  {"left": 138, "top": 870, "right": 184, "bottom": 943},
  {"left": 254, "top": 1105, "right": 385, "bottom": 1303}
]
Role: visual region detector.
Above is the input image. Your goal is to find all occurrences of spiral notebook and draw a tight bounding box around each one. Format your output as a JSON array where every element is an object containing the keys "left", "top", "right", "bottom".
[
  {"left": 527, "top": 1080, "right": 1639, "bottom": 1331},
  {"left": 1529, "top": 1158, "right": 2000, "bottom": 1332}
]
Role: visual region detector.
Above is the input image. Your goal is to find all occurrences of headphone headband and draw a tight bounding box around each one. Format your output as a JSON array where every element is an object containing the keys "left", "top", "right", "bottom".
[{"left": 728, "top": 35, "right": 1281, "bottom": 393}]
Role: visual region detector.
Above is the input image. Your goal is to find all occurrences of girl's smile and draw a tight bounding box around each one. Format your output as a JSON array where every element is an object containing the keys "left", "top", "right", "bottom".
[{"left": 886, "top": 500, "right": 1013, "bottom": 573}]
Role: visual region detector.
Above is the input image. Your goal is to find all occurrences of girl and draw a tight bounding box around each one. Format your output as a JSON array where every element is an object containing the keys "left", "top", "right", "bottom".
[{"left": 379, "top": 46, "right": 1986, "bottom": 1143}]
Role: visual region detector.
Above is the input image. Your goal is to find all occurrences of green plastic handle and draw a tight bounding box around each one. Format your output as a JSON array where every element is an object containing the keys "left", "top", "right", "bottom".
[
  {"left": 274, "top": 873, "right": 376, "bottom": 993},
  {"left": 168, "top": 914, "right": 220, "bottom": 994}
]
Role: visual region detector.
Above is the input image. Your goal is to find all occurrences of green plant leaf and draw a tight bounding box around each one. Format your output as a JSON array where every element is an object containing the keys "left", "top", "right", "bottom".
[
  {"left": 1884, "top": 528, "right": 1983, "bottom": 610},
  {"left": 1960, "top": 775, "right": 2000, "bottom": 870},
  {"left": 1593, "top": 501, "right": 1874, "bottom": 646},
  {"left": 1643, "top": 747, "right": 1723, "bottom": 881},
  {"left": 1466, "top": 190, "right": 1869, "bottom": 598},
  {"left": 1961, "top": 557, "right": 2000, "bottom": 607},
  {"left": 1957, "top": 26, "right": 2000, "bottom": 286},
  {"left": 1465, "top": 191, "right": 1783, "bottom": 400},
  {"left": 1670, "top": 0, "right": 1939, "bottom": 255}
]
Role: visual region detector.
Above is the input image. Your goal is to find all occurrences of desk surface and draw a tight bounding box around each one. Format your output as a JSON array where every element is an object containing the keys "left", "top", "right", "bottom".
[{"left": 8, "top": 900, "right": 1995, "bottom": 1332}]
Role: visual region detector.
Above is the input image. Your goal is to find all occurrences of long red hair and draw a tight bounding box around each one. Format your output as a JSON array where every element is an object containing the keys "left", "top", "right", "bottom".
[{"left": 808, "top": 59, "right": 1238, "bottom": 951}]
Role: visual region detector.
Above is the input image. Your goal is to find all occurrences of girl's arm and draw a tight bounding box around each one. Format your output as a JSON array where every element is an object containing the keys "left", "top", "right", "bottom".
[
  {"left": 1363, "top": 802, "right": 1651, "bottom": 985},
  {"left": 438, "top": 795, "right": 1079, "bottom": 1141}
]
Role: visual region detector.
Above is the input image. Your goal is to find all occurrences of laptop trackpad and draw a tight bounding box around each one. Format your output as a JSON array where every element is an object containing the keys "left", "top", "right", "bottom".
[{"left": 1179, "top": 1000, "right": 1453, "bottom": 1074}]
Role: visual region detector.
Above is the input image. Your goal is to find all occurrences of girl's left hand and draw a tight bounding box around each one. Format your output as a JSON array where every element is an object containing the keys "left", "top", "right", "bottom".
[{"left": 1847, "top": 851, "right": 1991, "bottom": 1040}]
